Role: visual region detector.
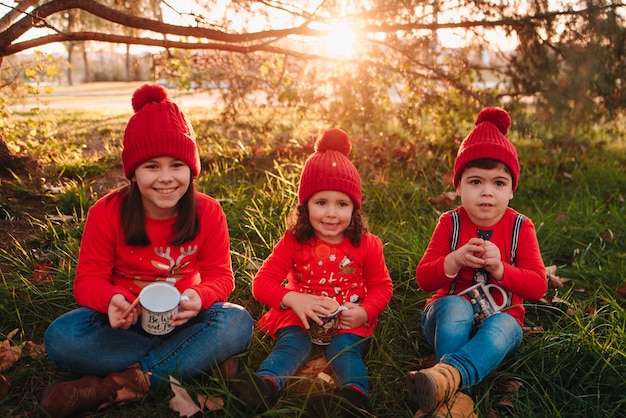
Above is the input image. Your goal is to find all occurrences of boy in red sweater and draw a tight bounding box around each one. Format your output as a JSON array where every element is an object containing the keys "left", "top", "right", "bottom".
[
  {"left": 42, "top": 84, "right": 252, "bottom": 418},
  {"left": 232, "top": 128, "right": 393, "bottom": 417},
  {"left": 407, "top": 108, "right": 547, "bottom": 417}
]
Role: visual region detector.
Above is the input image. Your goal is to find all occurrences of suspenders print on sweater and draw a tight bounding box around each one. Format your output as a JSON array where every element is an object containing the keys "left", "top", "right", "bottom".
[{"left": 448, "top": 210, "right": 524, "bottom": 308}]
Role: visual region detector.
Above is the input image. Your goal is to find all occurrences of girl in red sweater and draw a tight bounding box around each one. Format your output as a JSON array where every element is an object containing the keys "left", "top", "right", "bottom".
[
  {"left": 406, "top": 108, "right": 547, "bottom": 417},
  {"left": 42, "top": 84, "right": 253, "bottom": 418},
  {"left": 232, "top": 128, "right": 393, "bottom": 417}
]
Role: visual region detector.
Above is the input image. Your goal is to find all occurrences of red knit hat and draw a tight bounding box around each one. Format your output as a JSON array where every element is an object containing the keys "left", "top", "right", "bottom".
[
  {"left": 453, "top": 107, "right": 520, "bottom": 191},
  {"left": 122, "top": 84, "right": 201, "bottom": 179},
  {"left": 298, "top": 128, "right": 362, "bottom": 208}
]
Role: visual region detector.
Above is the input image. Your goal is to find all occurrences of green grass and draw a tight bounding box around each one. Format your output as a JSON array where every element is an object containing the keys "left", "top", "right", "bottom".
[{"left": 0, "top": 106, "right": 625, "bottom": 417}]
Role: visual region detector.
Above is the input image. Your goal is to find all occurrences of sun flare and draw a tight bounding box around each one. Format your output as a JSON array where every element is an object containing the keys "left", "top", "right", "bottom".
[{"left": 323, "top": 23, "right": 358, "bottom": 58}]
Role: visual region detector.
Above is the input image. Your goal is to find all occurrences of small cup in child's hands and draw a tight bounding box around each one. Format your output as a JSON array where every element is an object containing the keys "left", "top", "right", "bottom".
[{"left": 307, "top": 297, "right": 347, "bottom": 345}]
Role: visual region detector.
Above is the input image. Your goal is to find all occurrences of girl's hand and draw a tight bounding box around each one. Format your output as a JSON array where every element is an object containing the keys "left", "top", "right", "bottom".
[
  {"left": 281, "top": 292, "right": 332, "bottom": 329},
  {"left": 482, "top": 240, "right": 504, "bottom": 281},
  {"left": 170, "top": 288, "right": 201, "bottom": 327},
  {"left": 337, "top": 302, "right": 367, "bottom": 330},
  {"left": 108, "top": 293, "right": 139, "bottom": 329}
]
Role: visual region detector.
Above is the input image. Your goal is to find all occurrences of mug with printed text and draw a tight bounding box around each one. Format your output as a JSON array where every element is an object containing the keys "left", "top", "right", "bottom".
[
  {"left": 139, "top": 282, "right": 189, "bottom": 335},
  {"left": 459, "top": 282, "right": 508, "bottom": 324}
]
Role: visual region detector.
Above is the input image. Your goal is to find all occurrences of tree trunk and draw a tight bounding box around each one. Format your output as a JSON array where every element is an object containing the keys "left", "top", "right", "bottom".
[
  {"left": 66, "top": 42, "right": 75, "bottom": 85},
  {"left": 83, "top": 46, "right": 90, "bottom": 82},
  {"left": 125, "top": 44, "right": 131, "bottom": 82}
]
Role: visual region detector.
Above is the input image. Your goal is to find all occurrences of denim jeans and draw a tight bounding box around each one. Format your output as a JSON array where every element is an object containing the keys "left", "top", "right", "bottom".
[
  {"left": 257, "top": 326, "right": 370, "bottom": 397},
  {"left": 44, "top": 302, "right": 253, "bottom": 388},
  {"left": 421, "top": 295, "right": 523, "bottom": 390}
]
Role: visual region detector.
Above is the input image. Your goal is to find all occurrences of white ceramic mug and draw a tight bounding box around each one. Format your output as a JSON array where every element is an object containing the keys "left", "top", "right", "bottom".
[
  {"left": 139, "top": 282, "right": 189, "bottom": 335},
  {"left": 459, "top": 282, "right": 508, "bottom": 324}
]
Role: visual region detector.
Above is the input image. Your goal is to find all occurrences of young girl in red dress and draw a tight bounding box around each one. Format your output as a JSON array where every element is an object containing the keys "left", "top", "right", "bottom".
[{"left": 232, "top": 128, "right": 394, "bottom": 417}]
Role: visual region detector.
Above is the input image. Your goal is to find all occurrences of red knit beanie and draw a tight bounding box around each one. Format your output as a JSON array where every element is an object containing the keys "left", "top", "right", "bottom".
[
  {"left": 298, "top": 128, "right": 362, "bottom": 208},
  {"left": 453, "top": 107, "right": 520, "bottom": 191},
  {"left": 122, "top": 84, "right": 201, "bottom": 179}
]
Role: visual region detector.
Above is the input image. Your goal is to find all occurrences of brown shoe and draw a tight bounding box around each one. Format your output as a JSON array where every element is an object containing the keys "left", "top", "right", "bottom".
[
  {"left": 216, "top": 357, "right": 239, "bottom": 379},
  {"left": 42, "top": 365, "right": 150, "bottom": 418},
  {"left": 107, "top": 364, "right": 151, "bottom": 404},
  {"left": 306, "top": 386, "right": 372, "bottom": 418},
  {"left": 414, "top": 392, "right": 475, "bottom": 418},
  {"left": 230, "top": 370, "right": 278, "bottom": 413},
  {"left": 41, "top": 374, "right": 118, "bottom": 418},
  {"left": 406, "top": 362, "right": 461, "bottom": 414}
]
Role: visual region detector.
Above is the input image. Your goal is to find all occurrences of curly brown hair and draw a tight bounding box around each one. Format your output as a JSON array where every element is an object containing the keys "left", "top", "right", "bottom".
[{"left": 287, "top": 203, "right": 369, "bottom": 247}]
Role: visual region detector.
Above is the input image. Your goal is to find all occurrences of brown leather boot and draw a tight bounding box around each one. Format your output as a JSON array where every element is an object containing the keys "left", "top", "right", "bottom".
[
  {"left": 306, "top": 386, "right": 372, "bottom": 418},
  {"left": 42, "top": 364, "right": 150, "bottom": 418},
  {"left": 406, "top": 362, "right": 461, "bottom": 414},
  {"left": 413, "top": 391, "right": 476, "bottom": 418},
  {"left": 230, "top": 370, "right": 278, "bottom": 413}
]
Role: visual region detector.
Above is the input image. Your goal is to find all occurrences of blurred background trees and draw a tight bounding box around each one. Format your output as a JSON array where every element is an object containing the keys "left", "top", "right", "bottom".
[{"left": 1, "top": 0, "right": 625, "bottom": 143}]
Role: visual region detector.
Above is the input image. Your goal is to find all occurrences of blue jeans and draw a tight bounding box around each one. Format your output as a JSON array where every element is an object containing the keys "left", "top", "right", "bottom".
[
  {"left": 44, "top": 302, "right": 253, "bottom": 388},
  {"left": 257, "top": 326, "right": 370, "bottom": 397},
  {"left": 421, "top": 295, "right": 523, "bottom": 390}
]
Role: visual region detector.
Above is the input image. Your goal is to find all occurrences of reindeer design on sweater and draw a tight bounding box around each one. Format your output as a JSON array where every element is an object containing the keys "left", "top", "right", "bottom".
[{"left": 151, "top": 245, "right": 198, "bottom": 281}]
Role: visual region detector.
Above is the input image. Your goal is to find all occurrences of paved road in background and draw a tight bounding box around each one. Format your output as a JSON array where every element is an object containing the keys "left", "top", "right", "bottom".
[{"left": 13, "top": 86, "right": 223, "bottom": 111}]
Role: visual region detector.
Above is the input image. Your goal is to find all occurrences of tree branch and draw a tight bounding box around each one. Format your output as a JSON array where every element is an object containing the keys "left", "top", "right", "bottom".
[{"left": 3, "top": 31, "right": 340, "bottom": 61}]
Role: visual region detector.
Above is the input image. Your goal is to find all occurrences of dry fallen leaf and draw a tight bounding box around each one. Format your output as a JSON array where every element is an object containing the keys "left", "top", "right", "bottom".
[
  {"left": 197, "top": 393, "right": 225, "bottom": 412},
  {"left": 615, "top": 283, "right": 626, "bottom": 299},
  {"left": 168, "top": 375, "right": 203, "bottom": 417},
  {"left": 499, "top": 399, "right": 515, "bottom": 408},
  {"left": 23, "top": 341, "right": 46, "bottom": 357},
  {"left": 414, "top": 354, "right": 437, "bottom": 369},
  {"left": 317, "top": 371, "right": 333, "bottom": 384},
  {"left": 545, "top": 265, "right": 571, "bottom": 290},
  {"left": 299, "top": 356, "right": 333, "bottom": 378},
  {"left": 499, "top": 380, "right": 523, "bottom": 393},
  {"left": 0, "top": 329, "right": 22, "bottom": 372},
  {"left": 522, "top": 325, "right": 545, "bottom": 333},
  {"left": 45, "top": 214, "right": 74, "bottom": 223},
  {"left": 430, "top": 191, "right": 457, "bottom": 206},
  {"left": 31, "top": 261, "right": 54, "bottom": 284}
]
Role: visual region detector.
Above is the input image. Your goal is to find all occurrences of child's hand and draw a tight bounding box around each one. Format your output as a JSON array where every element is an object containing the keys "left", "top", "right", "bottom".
[
  {"left": 108, "top": 293, "right": 139, "bottom": 329},
  {"left": 281, "top": 292, "right": 331, "bottom": 329},
  {"left": 170, "top": 289, "right": 202, "bottom": 327},
  {"left": 337, "top": 302, "right": 367, "bottom": 330},
  {"left": 445, "top": 237, "right": 487, "bottom": 275},
  {"left": 481, "top": 240, "right": 504, "bottom": 281}
]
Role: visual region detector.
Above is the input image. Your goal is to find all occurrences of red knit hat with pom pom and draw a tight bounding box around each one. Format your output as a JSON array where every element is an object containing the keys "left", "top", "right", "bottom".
[
  {"left": 298, "top": 128, "right": 362, "bottom": 208},
  {"left": 453, "top": 107, "right": 520, "bottom": 191},
  {"left": 122, "top": 84, "right": 201, "bottom": 179}
]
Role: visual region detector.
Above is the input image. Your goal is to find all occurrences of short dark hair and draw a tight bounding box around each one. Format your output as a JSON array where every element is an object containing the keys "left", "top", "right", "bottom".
[{"left": 460, "top": 158, "right": 512, "bottom": 178}]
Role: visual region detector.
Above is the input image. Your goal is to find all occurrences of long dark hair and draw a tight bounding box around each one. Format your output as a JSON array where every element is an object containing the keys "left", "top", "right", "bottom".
[
  {"left": 120, "top": 178, "right": 199, "bottom": 246},
  {"left": 287, "top": 202, "right": 369, "bottom": 247}
]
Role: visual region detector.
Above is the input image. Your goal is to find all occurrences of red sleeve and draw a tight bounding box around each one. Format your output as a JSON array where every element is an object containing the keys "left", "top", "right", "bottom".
[
  {"left": 191, "top": 194, "right": 235, "bottom": 310},
  {"left": 415, "top": 212, "right": 455, "bottom": 292},
  {"left": 251, "top": 232, "right": 294, "bottom": 310},
  {"left": 359, "top": 234, "right": 394, "bottom": 324},
  {"left": 498, "top": 217, "right": 547, "bottom": 301},
  {"left": 74, "top": 194, "right": 134, "bottom": 313}
]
